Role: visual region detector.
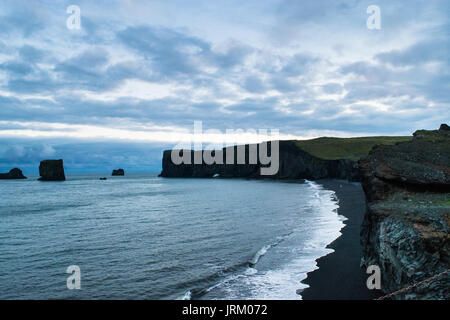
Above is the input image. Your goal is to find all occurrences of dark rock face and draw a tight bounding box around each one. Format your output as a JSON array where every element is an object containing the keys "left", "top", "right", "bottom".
[
  {"left": 440, "top": 123, "right": 450, "bottom": 131},
  {"left": 38, "top": 159, "right": 66, "bottom": 181},
  {"left": 359, "top": 126, "right": 450, "bottom": 299},
  {"left": 159, "top": 140, "right": 360, "bottom": 181},
  {"left": 0, "top": 168, "right": 27, "bottom": 179},
  {"left": 112, "top": 169, "right": 125, "bottom": 176}
]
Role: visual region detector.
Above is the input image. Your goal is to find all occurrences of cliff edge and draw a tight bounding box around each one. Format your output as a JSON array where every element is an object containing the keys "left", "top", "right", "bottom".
[
  {"left": 359, "top": 125, "right": 450, "bottom": 299},
  {"left": 159, "top": 137, "right": 410, "bottom": 181},
  {"left": 160, "top": 141, "right": 360, "bottom": 180}
]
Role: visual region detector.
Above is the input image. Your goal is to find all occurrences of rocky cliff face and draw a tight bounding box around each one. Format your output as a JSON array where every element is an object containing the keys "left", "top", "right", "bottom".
[
  {"left": 359, "top": 125, "right": 450, "bottom": 299},
  {"left": 38, "top": 159, "right": 66, "bottom": 181},
  {"left": 159, "top": 140, "right": 360, "bottom": 181},
  {"left": 0, "top": 168, "right": 27, "bottom": 179}
]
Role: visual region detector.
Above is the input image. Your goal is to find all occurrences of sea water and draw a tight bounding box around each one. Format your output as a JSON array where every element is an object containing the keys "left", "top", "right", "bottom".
[{"left": 0, "top": 173, "right": 345, "bottom": 299}]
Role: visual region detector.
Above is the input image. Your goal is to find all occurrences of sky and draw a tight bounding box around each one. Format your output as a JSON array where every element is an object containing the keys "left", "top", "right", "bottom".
[{"left": 0, "top": 0, "right": 449, "bottom": 173}]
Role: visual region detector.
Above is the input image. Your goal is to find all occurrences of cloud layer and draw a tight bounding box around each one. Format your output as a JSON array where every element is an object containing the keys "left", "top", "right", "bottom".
[{"left": 0, "top": 0, "right": 448, "bottom": 172}]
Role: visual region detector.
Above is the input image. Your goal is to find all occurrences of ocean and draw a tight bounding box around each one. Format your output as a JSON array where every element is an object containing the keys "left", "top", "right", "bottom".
[{"left": 0, "top": 173, "right": 346, "bottom": 299}]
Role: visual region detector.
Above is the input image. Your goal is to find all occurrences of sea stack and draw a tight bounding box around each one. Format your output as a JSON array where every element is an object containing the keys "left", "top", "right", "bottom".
[
  {"left": 0, "top": 168, "right": 27, "bottom": 179},
  {"left": 38, "top": 159, "right": 66, "bottom": 181},
  {"left": 112, "top": 168, "right": 125, "bottom": 176}
]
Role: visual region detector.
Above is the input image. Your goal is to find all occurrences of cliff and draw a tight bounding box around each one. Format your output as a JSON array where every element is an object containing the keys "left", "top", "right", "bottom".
[
  {"left": 159, "top": 140, "right": 360, "bottom": 180},
  {"left": 0, "top": 168, "right": 27, "bottom": 179},
  {"left": 359, "top": 125, "right": 450, "bottom": 299},
  {"left": 160, "top": 136, "right": 411, "bottom": 181},
  {"left": 38, "top": 159, "right": 66, "bottom": 181}
]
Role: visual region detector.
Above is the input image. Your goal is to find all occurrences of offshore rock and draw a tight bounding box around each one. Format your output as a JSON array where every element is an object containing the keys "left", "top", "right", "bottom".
[
  {"left": 0, "top": 168, "right": 27, "bottom": 179},
  {"left": 112, "top": 169, "right": 125, "bottom": 176},
  {"left": 38, "top": 159, "right": 66, "bottom": 181}
]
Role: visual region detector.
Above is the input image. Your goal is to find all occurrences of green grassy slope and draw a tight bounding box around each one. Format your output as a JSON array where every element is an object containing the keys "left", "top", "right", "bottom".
[{"left": 295, "top": 136, "right": 412, "bottom": 161}]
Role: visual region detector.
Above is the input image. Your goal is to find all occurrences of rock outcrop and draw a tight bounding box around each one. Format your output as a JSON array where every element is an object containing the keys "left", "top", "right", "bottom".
[
  {"left": 359, "top": 125, "right": 450, "bottom": 299},
  {"left": 0, "top": 168, "right": 27, "bottom": 179},
  {"left": 159, "top": 140, "right": 360, "bottom": 181},
  {"left": 38, "top": 159, "right": 66, "bottom": 181},
  {"left": 112, "top": 169, "right": 125, "bottom": 176}
]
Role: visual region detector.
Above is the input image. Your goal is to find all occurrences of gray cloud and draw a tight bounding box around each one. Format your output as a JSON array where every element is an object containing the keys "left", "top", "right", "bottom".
[
  {"left": 0, "top": 139, "right": 167, "bottom": 174},
  {"left": 117, "top": 25, "right": 211, "bottom": 77},
  {"left": 0, "top": 0, "right": 448, "bottom": 172},
  {"left": 242, "top": 76, "right": 267, "bottom": 93},
  {"left": 321, "top": 83, "right": 343, "bottom": 94},
  {"left": 375, "top": 39, "right": 449, "bottom": 67},
  {"left": 0, "top": 4, "right": 47, "bottom": 37}
]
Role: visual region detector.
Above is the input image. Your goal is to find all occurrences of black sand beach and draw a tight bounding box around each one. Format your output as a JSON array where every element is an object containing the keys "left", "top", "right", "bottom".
[{"left": 301, "top": 179, "right": 382, "bottom": 300}]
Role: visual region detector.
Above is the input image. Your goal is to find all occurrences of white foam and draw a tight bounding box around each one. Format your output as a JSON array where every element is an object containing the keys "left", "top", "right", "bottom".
[
  {"left": 204, "top": 180, "right": 346, "bottom": 300},
  {"left": 249, "top": 245, "right": 271, "bottom": 265},
  {"left": 248, "top": 234, "right": 290, "bottom": 266},
  {"left": 178, "top": 290, "right": 192, "bottom": 300}
]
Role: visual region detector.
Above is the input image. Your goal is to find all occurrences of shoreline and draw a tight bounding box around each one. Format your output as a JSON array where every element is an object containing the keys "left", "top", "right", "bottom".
[{"left": 301, "top": 179, "right": 382, "bottom": 300}]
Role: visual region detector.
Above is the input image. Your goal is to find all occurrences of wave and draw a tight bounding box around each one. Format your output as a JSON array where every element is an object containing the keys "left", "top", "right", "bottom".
[
  {"left": 173, "top": 236, "right": 291, "bottom": 300},
  {"left": 187, "top": 232, "right": 294, "bottom": 298},
  {"left": 248, "top": 245, "right": 271, "bottom": 267},
  {"left": 248, "top": 232, "right": 292, "bottom": 267},
  {"left": 172, "top": 260, "right": 251, "bottom": 299},
  {"left": 178, "top": 290, "right": 192, "bottom": 300},
  {"left": 1, "top": 174, "right": 348, "bottom": 299},
  {"left": 0, "top": 203, "right": 94, "bottom": 217},
  {"left": 197, "top": 180, "right": 346, "bottom": 300}
]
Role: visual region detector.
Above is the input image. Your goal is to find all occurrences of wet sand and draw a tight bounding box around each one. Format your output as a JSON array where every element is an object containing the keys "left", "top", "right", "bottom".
[{"left": 301, "top": 179, "right": 382, "bottom": 300}]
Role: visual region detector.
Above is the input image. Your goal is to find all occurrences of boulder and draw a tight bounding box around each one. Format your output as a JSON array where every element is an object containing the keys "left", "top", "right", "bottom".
[
  {"left": 0, "top": 168, "right": 27, "bottom": 179},
  {"left": 112, "top": 168, "right": 125, "bottom": 176},
  {"left": 38, "top": 159, "right": 66, "bottom": 181},
  {"left": 439, "top": 123, "right": 450, "bottom": 131}
]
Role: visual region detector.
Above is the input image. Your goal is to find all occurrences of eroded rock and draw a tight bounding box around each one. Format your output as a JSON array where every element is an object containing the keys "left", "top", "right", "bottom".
[
  {"left": 112, "top": 169, "right": 125, "bottom": 176},
  {"left": 359, "top": 125, "right": 450, "bottom": 299},
  {"left": 38, "top": 159, "right": 66, "bottom": 181},
  {"left": 0, "top": 168, "right": 27, "bottom": 179},
  {"left": 159, "top": 141, "right": 360, "bottom": 181}
]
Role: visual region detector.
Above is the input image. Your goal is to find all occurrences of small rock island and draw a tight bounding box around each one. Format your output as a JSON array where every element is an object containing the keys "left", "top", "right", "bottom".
[
  {"left": 0, "top": 168, "right": 27, "bottom": 179},
  {"left": 38, "top": 159, "right": 66, "bottom": 181},
  {"left": 112, "top": 169, "right": 125, "bottom": 176}
]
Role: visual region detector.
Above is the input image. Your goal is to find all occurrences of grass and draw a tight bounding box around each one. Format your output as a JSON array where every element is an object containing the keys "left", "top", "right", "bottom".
[
  {"left": 295, "top": 136, "right": 412, "bottom": 161},
  {"left": 414, "top": 129, "right": 449, "bottom": 142}
]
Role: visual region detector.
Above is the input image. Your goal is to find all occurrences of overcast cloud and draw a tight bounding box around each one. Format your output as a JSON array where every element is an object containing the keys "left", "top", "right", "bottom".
[{"left": 0, "top": 0, "right": 448, "bottom": 173}]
